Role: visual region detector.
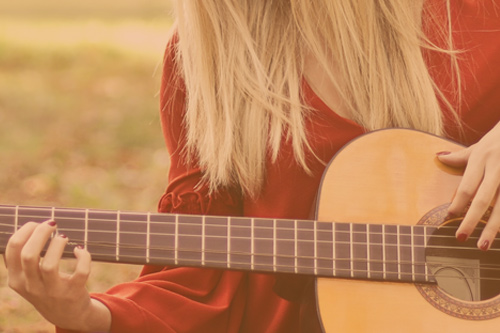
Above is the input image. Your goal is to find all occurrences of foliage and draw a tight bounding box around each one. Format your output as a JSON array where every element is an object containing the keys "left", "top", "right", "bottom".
[{"left": 0, "top": 1, "right": 173, "bottom": 331}]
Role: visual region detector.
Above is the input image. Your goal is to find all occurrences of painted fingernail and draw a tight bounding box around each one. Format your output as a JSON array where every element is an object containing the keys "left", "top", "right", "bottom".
[
  {"left": 436, "top": 151, "right": 451, "bottom": 156},
  {"left": 76, "top": 245, "right": 84, "bottom": 250},
  {"left": 48, "top": 220, "right": 57, "bottom": 227},
  {"left": 457, "top": 233, "right": 468, "bottom": 242},
  {"left": 59, "top": 234, "right": 67, "bottom": 239},
  {"left": 480, "top": 240, "right": 490, "bottom": 251}
]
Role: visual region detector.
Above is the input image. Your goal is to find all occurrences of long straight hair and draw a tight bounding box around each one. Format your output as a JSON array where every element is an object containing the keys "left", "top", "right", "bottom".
[{"left": 171, "top": 0, "right": 459, "bottom": 197}]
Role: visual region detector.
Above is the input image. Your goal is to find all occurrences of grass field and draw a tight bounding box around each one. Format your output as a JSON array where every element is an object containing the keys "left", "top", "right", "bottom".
[{"left": 0, "top": 1, "right": 174, "bottom": 331}]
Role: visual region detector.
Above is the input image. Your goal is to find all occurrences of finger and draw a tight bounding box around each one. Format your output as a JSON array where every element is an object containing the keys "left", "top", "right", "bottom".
[
  {"left": 39, "top": 234, "right": 69, "bottom": 283},
  {"left": 20, "top": 220, "right": 57, "bottom": 288},
  {"left": 5, "top": 222, "right": 40, "bottom": 274},
  {"left": 448, "top": 159, "right": 484, "bottom": 216},
  {"left": 70, "top": 246, "right": 91, "bottom": 287},
  {"left": 455, "top": 172, "right": 499, "bottom": 238},
  {"left": 436, "top": 147, "right": 471, "bottom": 168},
  {"left": 477, "top": 201, "right": 500, "bottom": 251}
]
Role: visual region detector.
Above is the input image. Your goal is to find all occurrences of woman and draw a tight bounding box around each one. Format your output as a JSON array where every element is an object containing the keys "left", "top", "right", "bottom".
[{"left": 5, "top": 0, "right": 500, "bottom": 332}]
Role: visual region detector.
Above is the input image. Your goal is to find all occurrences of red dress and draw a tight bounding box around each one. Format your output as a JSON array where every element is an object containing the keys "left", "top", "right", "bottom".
[{"left": 57, "top": 1, "right": 500, "bottom": 332}]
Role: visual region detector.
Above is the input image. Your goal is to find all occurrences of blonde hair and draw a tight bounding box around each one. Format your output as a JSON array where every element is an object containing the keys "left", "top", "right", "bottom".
[{"left": 172, "top": 0, "right": 459, "bottom": 197}]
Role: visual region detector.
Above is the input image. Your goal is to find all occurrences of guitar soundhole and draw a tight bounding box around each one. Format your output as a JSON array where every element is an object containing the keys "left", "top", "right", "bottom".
[
  {"left": 416, "top": 204, "right": 500, "bottom": 320},
  {"left": 426, "top": 220, "right": 500, "bottom": 302}
]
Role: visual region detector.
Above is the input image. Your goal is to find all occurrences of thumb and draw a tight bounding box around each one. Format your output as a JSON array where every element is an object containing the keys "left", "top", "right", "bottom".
[{"left": 436, "top": 148, "right": 471, "bottom": 168}]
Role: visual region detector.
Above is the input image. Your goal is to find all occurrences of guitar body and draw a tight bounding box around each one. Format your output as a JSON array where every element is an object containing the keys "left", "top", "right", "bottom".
[{"left": 315, "top": 129, "right": 500, "bottom": 332}]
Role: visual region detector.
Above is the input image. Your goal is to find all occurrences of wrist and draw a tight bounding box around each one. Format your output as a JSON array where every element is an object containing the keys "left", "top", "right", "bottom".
[{"left": 73, "top": 299, "right": 112, "bottom": 332}]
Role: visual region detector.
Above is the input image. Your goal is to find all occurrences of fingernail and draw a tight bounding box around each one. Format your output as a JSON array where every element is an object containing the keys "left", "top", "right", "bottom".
[
  {"left": 47, "top": 220, "right": 57, "bottom": 227},
  {"left": 436, "top": 151, "right": 451, "bottom": 156},
  {"left": 457, "top": 233, "right": 468, "bottom": 242},
  {"left": 76, "top": 245, "right": 84, "bottom": 250},
  {"left": 59, "top": 234, "right": 67, "bottom": 239},
  {"left": 480, "top": 240, "right": 490, "bottom": 251}
]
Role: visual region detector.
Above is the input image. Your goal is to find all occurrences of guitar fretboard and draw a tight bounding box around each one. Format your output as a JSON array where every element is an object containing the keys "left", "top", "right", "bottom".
[{"left": 0, "top": 205, "right": 437, "bottom": 283}]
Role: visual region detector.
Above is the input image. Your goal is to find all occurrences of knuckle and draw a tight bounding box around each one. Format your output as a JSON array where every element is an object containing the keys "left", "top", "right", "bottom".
[
  {"left": 7, "top": 238, "right": 25, "bottom": 251},
  {"left": 457, "top": 186, "right": 476, "bottom": 198},
  {"left": 20, "top": 252, "right": 39, "bottom": 266},
  {"left": 73, "top": 268, "right": 90, "bottom": 281},
  {"left": 39, "top": 262, "right": 58, "bottom": 275},
  {"left": 7, "top": 278, "right": 23, "bottom": 293},
  {"left": 72, "top": 267, "right": 90, "bottom": 283},
  {"left": 472, "top": 196, "right": 491, "bottom": 209},
  {"left": 24, "top": 283, "right": 41, "bottom": 297}
]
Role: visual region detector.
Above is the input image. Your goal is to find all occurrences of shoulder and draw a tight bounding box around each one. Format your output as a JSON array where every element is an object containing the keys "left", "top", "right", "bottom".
[
  {"left": 160, "top": 29, "right": 188, "bottom": 156},
  {"left": 161, "top": 29, "right": 185, "bottom": 107}
]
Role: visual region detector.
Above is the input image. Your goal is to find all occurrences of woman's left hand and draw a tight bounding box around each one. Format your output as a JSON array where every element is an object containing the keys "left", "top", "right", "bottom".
[
  {"left": 4, "top": 220, "right": 111, "bottom": 331},
  {"left": 437, "top": 121, "right": 500, "bottom": 251}
]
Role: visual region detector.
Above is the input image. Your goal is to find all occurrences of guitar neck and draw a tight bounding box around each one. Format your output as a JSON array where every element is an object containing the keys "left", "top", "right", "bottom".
[{"left": 0, "top": 204, "right": 436, "bottom": 284}]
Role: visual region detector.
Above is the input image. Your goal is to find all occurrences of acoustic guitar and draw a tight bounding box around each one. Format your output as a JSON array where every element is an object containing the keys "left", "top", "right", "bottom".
[{"left": 1, "top": 129, "right": 499, "bottom": 332}]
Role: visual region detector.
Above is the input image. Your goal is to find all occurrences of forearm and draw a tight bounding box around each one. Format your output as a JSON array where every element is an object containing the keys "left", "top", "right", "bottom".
[
  {"left": 54, "top": 299, "right": 111, "bottom": 332},
  {"left": 67, "top": 299, "right": 111, "bottom": 332}
]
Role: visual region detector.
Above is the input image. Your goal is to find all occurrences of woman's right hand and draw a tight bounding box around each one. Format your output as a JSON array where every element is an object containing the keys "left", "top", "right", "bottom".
[{"left": 4, "top": 220, "right": 111, "bottom": 332}]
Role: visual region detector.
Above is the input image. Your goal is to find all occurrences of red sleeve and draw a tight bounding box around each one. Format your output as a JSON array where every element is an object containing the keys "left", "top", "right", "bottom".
[{"left": 56, "top": 34, "right": 246, "bottom": 333}]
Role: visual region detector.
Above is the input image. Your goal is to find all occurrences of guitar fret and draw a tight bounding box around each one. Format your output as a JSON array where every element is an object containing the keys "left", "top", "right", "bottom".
[
  {"left": 116, "top": 211, "right": 121, "bottom": 262},
  {"left": 14, "top": 205, "right": 19, "bottom": 232},
  {"left": 201, "top": 215, "right": 206, "bottom": 266},
  {"left": 332, "top": 222, "right": 336, "bottom": 277},
  {"left": 349, "top": 223, "right": 354, "bottom": 278},
  {"left": 367, "top": 224, "right": 371, "bottom": 280},
  {"left": 250, "top": 218, "right": 255, "bottom": 271},
  {"left": 50, "top": 207, "right": 56, "bottom": 239},
  {"left": 146, "top": 212, "right": 151, "bottom": 264},
  {"left": 174, "top": 214, "right": 179, "bottom": 265},
  {"left": 84, "top": 209, "right": 89, "bottom": 250},
  {"left": 273, "top": 219, "right": 277, "bottom": 273},
  {"left": 411, "top": 227, "right": 415, "bottom": 281},
  {"left": 313, "top": 220, "right": 318, "bottom": 276},
  {"left": 382, "top": 224, "right": 387, "bottom": 280},
  {"left": 424, "top": 226, "right": 429, "bottom": 282},
  {"left": 294, "top": 219, "right": 298, "bottom": 274},
  {"left": 227, "top": 218, "right": 231, "bottom": 269},
  {"left": 397, "top": 225, "right": 401, "bottom": 280}
]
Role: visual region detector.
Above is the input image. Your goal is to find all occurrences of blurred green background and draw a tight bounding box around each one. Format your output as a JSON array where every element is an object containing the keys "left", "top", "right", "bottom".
[{"left": 0, "top": 0, "right": 174, "bottom": 331}]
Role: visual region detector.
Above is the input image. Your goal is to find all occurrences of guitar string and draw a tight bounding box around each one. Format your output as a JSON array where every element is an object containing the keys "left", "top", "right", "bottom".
[
  {"left": 0, "top": 209, "right": 498, "bottom": 257},
  {"left": 4, "top": 210, "right": 500, "bottom": 283},
  {"left": 0, "top": 213, "right": 494, "bottom": 242},
  {"left": 2, "top": 230, "right": 500, "bottom": 276},
  {"left": 2, "top": 237, "right": 500, "bottom": 284},
  {"left": 0, "top": 208, "right": 488, "bottom": 235},
  {"left": 0, "top": 207, "right": 486, "bottom": 232},
  {"left": 26, "top": 245, "right": 500, "bottom": 284},
  {"left": 0, "top": 220, "right": 498, "bottom": 257},
  {"left": 0, "top": 226, "right": 498, "bottom": 256}
]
